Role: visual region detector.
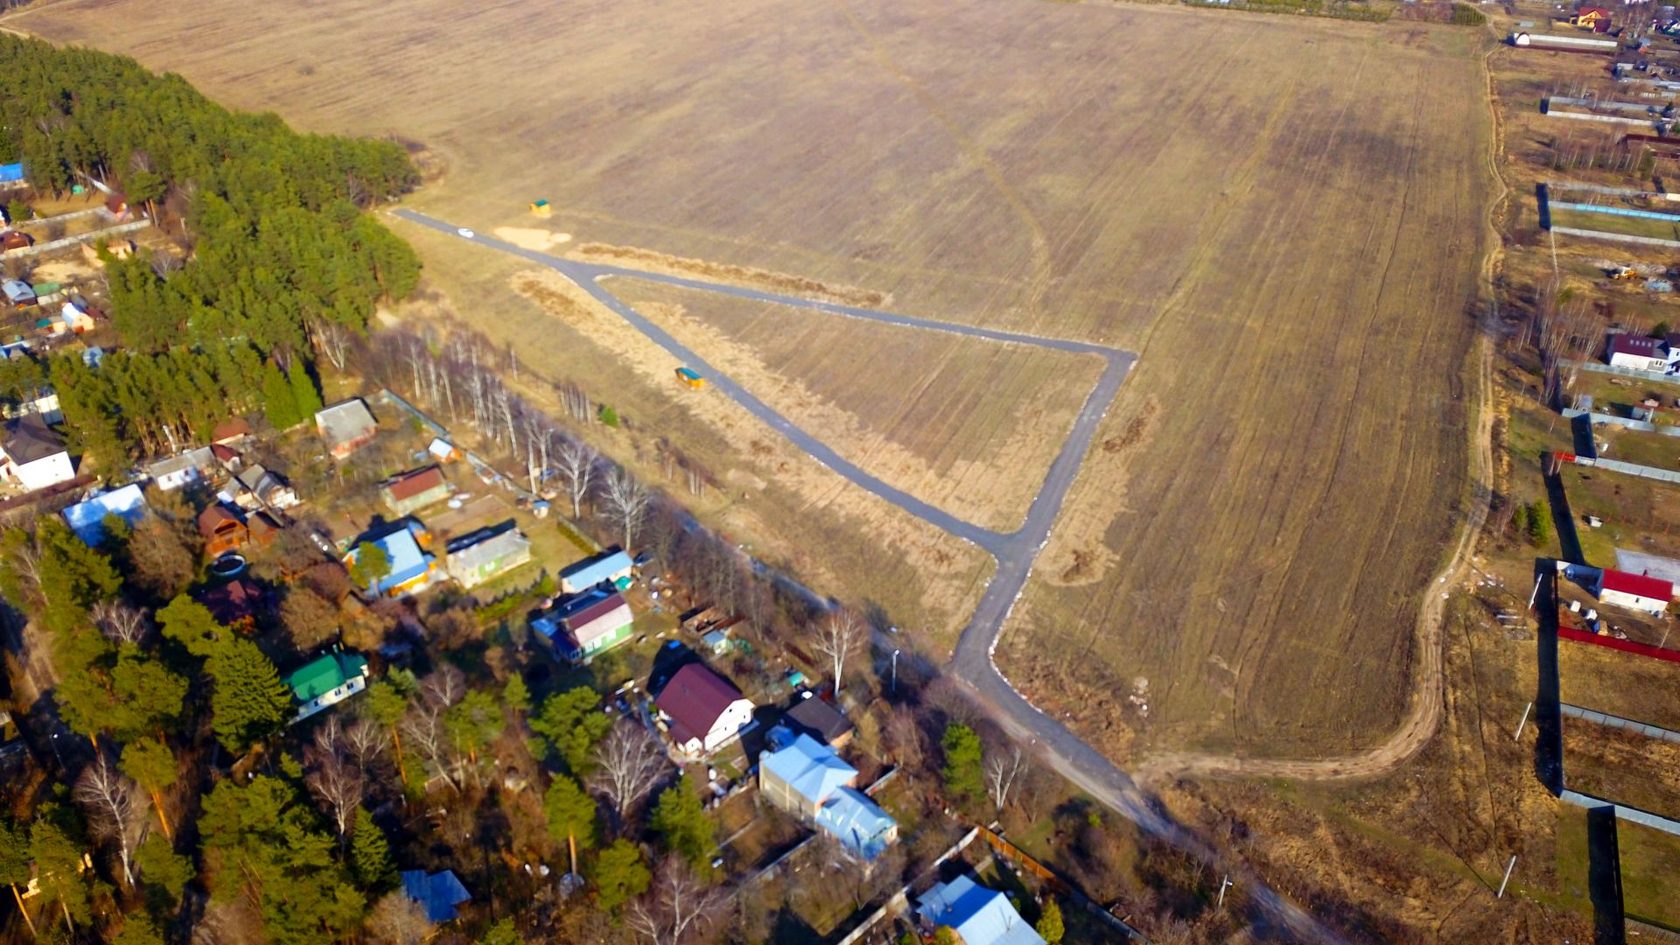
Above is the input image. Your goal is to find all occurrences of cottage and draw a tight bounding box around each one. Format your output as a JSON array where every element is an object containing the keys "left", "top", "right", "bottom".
[
  {"left": 783, "top": 691, "right": 855, "bottom": 749},
  {"left": 146, "top": 447, "right": 216, "bottom": 491},
  {"left": 446, "top": 526, "right": 532, "bottom": 589},
  {"left": 0, "top": 416, "right": 73, "bottom": 492},
  {"left": 1606, "top": 333, "right": 1680, "bottom": 374},
  {"left": 915, "top": 876, "right": 1045, "bottom": 945},
  {"left": 347, "top": 522, "right": 436, "bottom": 597},
  {"left": 654, "top": 662, "right": 755, "bottom": 756},
  {"left": 759, "top": 733, "right": 897, "bottom": 860},
  {"left": 315, "top": 399, "right": 379, "bottom": 459},
  {"left": 2, "top": 281, "right": 34, "bottom": 309},
  {"left": 59, "top": 300, "right": 95, "bottom": 334},
  {"left": 286, "top": 650, "right": 369, "bottom": 722},
  {"left": 559, "top": 548, "right": 634, "bottom": 594},
  {"left": 1597, "top": 568, "right": 1674, "bottom": 614},
  {"left": 532, "top": 589, "right": 634, "bottom": 662},
  {"left": 235, "top": 464, "right": 298, "bottom": 510},
  {"left": 380, "top": 465, "right": 453, "bottom": 516},
  {"left": 197, "top": 504, "right": 248, "bottom": 558},
  {"left": 1572, "top": 6, "right": 1613, "bottom": 31},
  {"left": 400, "top": 869, "right": 471, "bottom": 924},
  {"left": 62, "top": 484, "right": 148, "bottom": 546}
]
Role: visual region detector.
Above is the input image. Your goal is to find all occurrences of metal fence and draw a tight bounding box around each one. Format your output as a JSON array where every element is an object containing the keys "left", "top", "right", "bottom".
[
  {"left": 1550, "top": 226, "right": 1680, "bottom": 247},
  {"left": 1561, "top": 702, "right": 1680, "bottom": 745},
  {"left": 1560, "top": 790, "right": 1680, "bottom": 838},
  {"left": 1554, "top": 201, "right": 1680, "bottom": 223}
]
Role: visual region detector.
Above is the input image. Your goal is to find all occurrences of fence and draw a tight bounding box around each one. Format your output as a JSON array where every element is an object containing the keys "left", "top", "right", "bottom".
[
  {"left": 1547, "top": 95, "right": 1662, "bottom": 116},
  {"left": 1559, "top": 625, "right": 1680, "bottom": 664},
  {"left": 1559, "top": 408, "right": 1677, "bottom": 434},
  {"left": 1561, "top": 702, "right": 1680, "bottom": 745},
  {"left": 1546, "top": 110, "right": 1659, "bottom": 127},
  {"left": 1549, "top": 226, "right": 1680, "bottom": 247},
  {"left": 1553, "top": 201, "right": 1680, "bottom": 223},
  {"left": 2, "top": 219, "right": 151, "bottom": 260},
  {"left": 1571, "top": 359, "right": 1680, "bottom": 383},
  {"left": 1548, "top": 180, "right": 1677, "bottom": 199},
  {"left": 1560, "top": 790, "right": 1680, "bottom": 838}
]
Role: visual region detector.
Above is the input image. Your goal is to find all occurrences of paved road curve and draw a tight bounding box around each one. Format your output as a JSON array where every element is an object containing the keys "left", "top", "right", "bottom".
[{"left": 394, "top": 209, "right": 1346, "bottom": 943}]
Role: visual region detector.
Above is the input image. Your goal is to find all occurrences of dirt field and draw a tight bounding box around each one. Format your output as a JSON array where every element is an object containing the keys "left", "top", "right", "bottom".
[{"left": 8, "top": 0, "right": 1491, "bottom": 756}]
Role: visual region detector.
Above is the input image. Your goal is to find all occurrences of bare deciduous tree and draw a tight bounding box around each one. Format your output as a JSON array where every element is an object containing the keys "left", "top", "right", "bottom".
[
  {"left": 366, "top": 891, "right": 432, "bottom": 945},
  {"left": 74, "top": 755, "right": 144, "bottom": 888},
  {"left": 984, "top": 746, "right": 1028, "bottom": 813},
  {"left": 401, "top": 666, "right": 467, "bottom": 791},
  {"left": 304, "top": 719, "right": 365, "bottom": 841},
  {"left": 600, "top": 468, "right": 651, "bottom": 551},
  {"left": 627, "top": 859, "right": 724, "bottom": 945},
  {"left": 814, "top": 610, "right": 865, "bottom": 695},
  {"left": 554, "top": 440, "right": 595, "bottom": 519},
  {"left": 92, "top": 600, "right": 150, "bottom": 647},
  {"left": 590, "top": 723, "right": 668, "bottom": 828},
  {"left": 342, "top": 718, "right": 389, "bottom": 773},
  {"left": 311, "top": 321, "right": 353, "bottom": 372}
]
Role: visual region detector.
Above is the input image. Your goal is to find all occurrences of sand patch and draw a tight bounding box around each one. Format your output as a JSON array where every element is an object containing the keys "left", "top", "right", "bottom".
[
  {"left": 1037, "top": 393, "right": 1159, "bottom": 588},
  {"left": 493, "top": 227, "right": 572, "bottom": 251}
]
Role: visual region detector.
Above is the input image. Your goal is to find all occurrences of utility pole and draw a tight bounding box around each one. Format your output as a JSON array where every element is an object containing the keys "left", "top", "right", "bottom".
[
  {"left": 1497, "top": 855, "right": 1518, "bottom": 899},
  {"left": 1515, "top": 702, "right": 1534, "bottom": 740},
  {"left": 891, "top": 649, "right": 900, "bottom": 695}
]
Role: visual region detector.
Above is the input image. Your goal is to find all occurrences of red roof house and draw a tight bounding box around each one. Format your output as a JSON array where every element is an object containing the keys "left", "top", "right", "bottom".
[
  {"left": 654, "top": 663, "right": 756, "bottom": 756},
  {"left": 1598, "top": 568, "right": 1673, "bottom": 614}
]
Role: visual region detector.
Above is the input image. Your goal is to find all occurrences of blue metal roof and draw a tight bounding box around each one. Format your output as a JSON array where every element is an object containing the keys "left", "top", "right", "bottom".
[
  {"left": 763, "top": 734, "right": 855, "bottom": 805},
  {"left": 62, "top": 484, "right": 148, "bottom": 546},
  {"left": 0, "top": 164, "right": 22, "bottom": 184},
  {"left": 400, "top": 869, "right": 471, "bottom": 923},
  {"left": 916, "top": 876, "right": 1044, "bottom": 945},
  {"left": 814, "top": 786, "right": 897, "bottom": 861},
  {"left": 560, "top": 549, "right": 632, "bottom": 589},
  {"left": 350, "top": 522, "right": 432, "bottom": 594}
]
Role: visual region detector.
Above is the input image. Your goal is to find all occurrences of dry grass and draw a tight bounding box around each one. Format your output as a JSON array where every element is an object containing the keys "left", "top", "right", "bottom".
[
  {"left": 607, "top": 277, "right": 1106, "bottom": 531},
  {"left": 10, "top": 0, "right": 1490, "bottom": 755}
]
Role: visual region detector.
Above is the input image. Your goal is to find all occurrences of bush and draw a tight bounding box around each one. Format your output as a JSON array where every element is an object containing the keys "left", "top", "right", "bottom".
[
  {"left": 598, "top": 404, "right": 620, "bottom": 428},
  {"left": 1525, "top": 500, "right": 1552, "bottom": 547}
]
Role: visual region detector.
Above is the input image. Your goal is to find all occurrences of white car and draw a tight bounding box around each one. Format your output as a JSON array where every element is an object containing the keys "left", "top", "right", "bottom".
[{"left": 457, "top": 227, "right": 475, "bottom": 239}]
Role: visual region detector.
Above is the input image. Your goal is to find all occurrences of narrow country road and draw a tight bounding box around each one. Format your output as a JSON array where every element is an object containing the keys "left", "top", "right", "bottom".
[{"left": 394, "top": 208, "right": 1351, "bottom": 943}]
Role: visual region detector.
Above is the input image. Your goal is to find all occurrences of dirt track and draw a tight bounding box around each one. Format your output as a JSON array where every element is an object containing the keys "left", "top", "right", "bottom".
[{"left": 1137, "top": 36, "right": 1509, "bottom": 788}]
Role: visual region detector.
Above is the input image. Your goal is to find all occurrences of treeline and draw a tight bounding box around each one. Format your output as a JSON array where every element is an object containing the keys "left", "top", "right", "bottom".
[{"left": 0, "top": 35, "right": 419, "bottom": 471}]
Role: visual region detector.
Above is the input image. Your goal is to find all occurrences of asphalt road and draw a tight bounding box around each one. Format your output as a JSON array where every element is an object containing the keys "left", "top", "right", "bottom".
[{"left": 394, "top": 209, "right": 1345, "bottom": 943}]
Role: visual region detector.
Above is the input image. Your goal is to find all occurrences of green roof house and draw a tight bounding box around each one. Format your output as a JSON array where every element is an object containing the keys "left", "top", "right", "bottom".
[{"left": 287, "top": 651, "right": 370, "bottom": 723}]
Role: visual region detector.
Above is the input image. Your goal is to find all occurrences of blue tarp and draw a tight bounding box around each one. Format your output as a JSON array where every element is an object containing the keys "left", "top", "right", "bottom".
[{"left": 0, "top": 164, "right": 23, "bottom": 183}]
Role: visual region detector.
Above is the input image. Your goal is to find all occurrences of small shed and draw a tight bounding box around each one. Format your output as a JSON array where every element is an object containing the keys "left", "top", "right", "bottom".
[
  {"left": 676, "top": 367, "right": 706, "bottom": 389},
  {"left": 530, "top": 199, "right": 552, "bottom": 217},
  {"left": 2, "top": 281, "right": 35, "bottom": 308},
  {"left": 400, "top": 869, "right": 471, "bottom": 924}
]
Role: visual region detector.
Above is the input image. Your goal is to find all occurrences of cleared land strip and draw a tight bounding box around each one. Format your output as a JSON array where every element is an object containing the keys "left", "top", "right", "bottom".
[{"left": 391, "top": 209, "right": 1347, "bottom": 944}]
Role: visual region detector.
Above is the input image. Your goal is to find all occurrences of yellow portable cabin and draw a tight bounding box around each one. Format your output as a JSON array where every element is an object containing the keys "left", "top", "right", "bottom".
[
  {"left": 676, "top": 367, "right": 705, "bottom": 390},
  {"left": 530, "top": 199, "right": 552, "bottom": 217}
]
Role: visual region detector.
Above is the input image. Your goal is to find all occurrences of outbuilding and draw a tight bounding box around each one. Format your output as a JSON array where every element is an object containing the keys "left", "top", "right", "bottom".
[
  {"left": 654, "top": 662, "right": 755, "bottom": 757},
  {"left": 1598, "top": 568, "right": 1674, "bottom": 614},
  {"left": 559, "top": 548, "right": 633, "bottom": 594},
  {"left": 445, "top": 526, "right": 532, "bottom": 589},
  {"left": 315, "top": 399, "right": 379, "bottom": 459},
  {"left": 381, "top": 465, "right": 453, "bottom": 516}
]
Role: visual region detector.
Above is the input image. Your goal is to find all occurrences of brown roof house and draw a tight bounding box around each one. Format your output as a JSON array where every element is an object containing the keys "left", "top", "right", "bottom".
[
  {"left": 315, "top": 399, "right": 379, "bottom": 460},
  {"left": 0, "top": 417, "right": 73, "bottom": 493},
  {"left": 782, "top": 691, "right": 855, "bottom": 749},
  {"left": 381, "top": 466, "right": 453, "bottom": 516},
  {"left": 197, "top": 504, "right": 248, "bottom": 558},
  {"left": 193, "top": 577, "right": 267, "bottom": 630},
  {"left": 211, "top": 417, "right": 253, "bottom": 447},
  {"left": 654, "top": 662, "right": 756, "bottom": 757}
]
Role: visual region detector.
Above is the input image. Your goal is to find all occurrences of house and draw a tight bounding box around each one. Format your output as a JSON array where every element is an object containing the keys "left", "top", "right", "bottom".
[
  {"left": 61, "top": 484, "right": 148, "bottom": 546},
  {"left": 0, "top": 416, "right": 73, "bottom": 492},
  {"left": 1605, "top": 333, "right": 1680, "bottom": 374},
  {"left": 531, "top": 589, "right": 634, "bottom": 662},
  {"left": 103, "top": 193, "right": 130, "bottom": 220},
  {"left": 446, "top": 526, "right": 532, "bottom": 589},
  {"left": 235, "top": 465, "right": 298, "bottom": 510},
  {"left": 286, "top": 650, "right": 369, "bottom": 722},
  {"left": 559, "top": 548, "right": 634, "bottom": 594},
  {"left": 210, "top": 418, "right": 252, "bottom": 447},
  {"left": 654, "top": 662, "right": 755, "bottom": 756},
  {"left": 1597, "top": 568, "right": 1674, "bottom": 614},
  {"left": 194, "top": 577, "right": 266, "bottom": 629},
  {"left": 210, "top": 442, "right": 242, "bottom": 472},
  {"left": 1571, "top": 6, "right": 1612, "bottom": 31},
  {"left": 915, "top": 876, "right": 1046, "bottom": 945},
  {"left": 2, "top": 281, "right": 34, "bottom": 308},
  {"left": 783, "top": 691, "right": 855, "bottom": 749},
  {"left": 759, "top": 733, "right": 897, "bottom": 860},
  {"left": 426, "top": 437, "right": 460, "bottom": 463},
  {"left": 146, "top": 447, "right": 216, "bottom": 491},
  {"left": 315, "top": 399, "right": 379, "bottom": 459},
  {"left": 400, "top": 869, "right": 471, "bottom": 924},
  {"left": 347, "top": 521, "right": 436, "bottom": 597},
  {"left": 380, "top": 465, "right": 453, "bottom": 516},
  {"left": 197, "top": 504, "right": 248, "bottom": 558}
]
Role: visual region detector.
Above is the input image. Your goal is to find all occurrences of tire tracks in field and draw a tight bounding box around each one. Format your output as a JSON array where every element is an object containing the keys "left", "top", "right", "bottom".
[
  {"left": 1136, "top": 33, "right": 1508, "bottom": 788},
  {"left": 826, "top": 0, "right": 1058, "bottom": 319}
]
